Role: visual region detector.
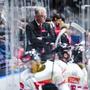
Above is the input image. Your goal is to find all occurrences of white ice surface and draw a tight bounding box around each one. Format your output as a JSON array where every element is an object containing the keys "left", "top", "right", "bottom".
[{"left": 0, "top": 73, "right": 20, "bottom": 90}]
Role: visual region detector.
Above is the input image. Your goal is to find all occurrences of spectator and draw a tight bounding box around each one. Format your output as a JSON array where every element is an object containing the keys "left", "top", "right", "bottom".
[
  {"left": 52, "top": 13, "right": 71, "bottom": 45},
  {"left": 0, "top": 12, "right": 6, "bottom": 71},
  {"left": 18, "top": 18, "right": 28, "bottom": 48},
  {"left": 26, "top": 7, "right": 55, "bottom": 60},
  {"left": 52, "top": 13, "right": 61, "bottom": 36},
  {"left": 0, "top": 12, "right": 6, "bottom": 41},
  {"left": 52, "top": 13, "right": 70, "bottom": 35}
]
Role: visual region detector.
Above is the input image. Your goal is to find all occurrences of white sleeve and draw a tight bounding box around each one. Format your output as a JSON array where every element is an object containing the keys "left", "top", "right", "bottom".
[
  {"left": 52, "top": 65, "right": 70, "bottom": 90},
  {"left": 25, "top": 78, "right": 36, "bottom": 90},
  {"left": 20, "top": 70, "right": 36, "bottom": 90},
  {"left": 53, "top": 72, "right": 70, "bottom": 90},
  {"left": 59, "top": 83, "right": 70, "bottom": 90}
]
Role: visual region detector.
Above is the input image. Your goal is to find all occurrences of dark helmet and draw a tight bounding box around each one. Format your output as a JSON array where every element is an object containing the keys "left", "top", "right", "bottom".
[
  {"left": 52, "top": 44, "right": 71, "bottom": 61},
  {"left": 72, "top": 46, "right": 82, "bottom": 63}
]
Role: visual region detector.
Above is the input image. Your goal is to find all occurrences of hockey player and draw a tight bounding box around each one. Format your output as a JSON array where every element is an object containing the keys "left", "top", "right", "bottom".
[
  {"left": 54, "top": 44, "right": 88, "bottom": 90},
  {"left": 20, "top": 51, "right": 70, "bottom": 90}
]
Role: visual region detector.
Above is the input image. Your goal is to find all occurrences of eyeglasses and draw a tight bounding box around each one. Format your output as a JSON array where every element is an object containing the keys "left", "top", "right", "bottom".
[{"left": 37, "top": 14, "right": 47, "bottom": 18}]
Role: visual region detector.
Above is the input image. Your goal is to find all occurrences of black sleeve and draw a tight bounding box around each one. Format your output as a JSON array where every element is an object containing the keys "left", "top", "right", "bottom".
[
  {"left": 26, "top": 23, "right": 44, "bottom": 44},
  {"left": 43, "top": 23, "right": 56, "bottom": 42},
  {"left": 61, "top": 34, "right": 69, "bottom": 44}
]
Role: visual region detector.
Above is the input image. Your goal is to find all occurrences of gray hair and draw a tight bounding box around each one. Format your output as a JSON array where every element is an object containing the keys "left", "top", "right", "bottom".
[{"left": 35, "top": 6, "right": 47, "bottom": 15}]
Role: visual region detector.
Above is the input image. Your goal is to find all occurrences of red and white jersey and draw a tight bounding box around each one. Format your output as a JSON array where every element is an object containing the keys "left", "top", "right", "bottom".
[
  {"left": 67, "top": 63, "right": 88, "bottom": 90},
  {"left": 20, "top": 60, "right": 70, "bottom": 90},
  {"left": 54, "top": 59, "right": 70, "bottom": 83},
  {"left": 55, "top": 59, "right": 88, "bottom": 90}
]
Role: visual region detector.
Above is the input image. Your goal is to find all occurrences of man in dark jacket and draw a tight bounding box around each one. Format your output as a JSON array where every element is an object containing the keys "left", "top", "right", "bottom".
[{"left": 26, "top": 7, "right": 55, "bottom": 60}]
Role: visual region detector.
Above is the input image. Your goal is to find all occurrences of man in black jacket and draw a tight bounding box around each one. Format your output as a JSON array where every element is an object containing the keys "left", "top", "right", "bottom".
[{"left": 26, "top": 7, "right": 55, "bottom": 60}]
